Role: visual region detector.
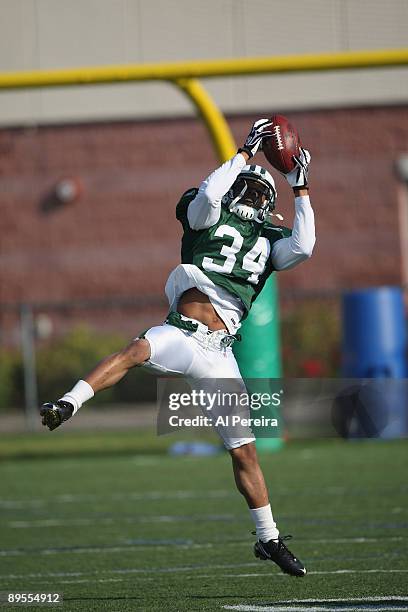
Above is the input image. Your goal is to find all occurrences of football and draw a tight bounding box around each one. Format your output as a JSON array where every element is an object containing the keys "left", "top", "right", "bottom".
[{"left": 262, "top": 114, "right": 301, "bottom": 174}]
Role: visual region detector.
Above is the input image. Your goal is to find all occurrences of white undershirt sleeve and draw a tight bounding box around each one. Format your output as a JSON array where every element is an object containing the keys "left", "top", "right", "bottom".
[
  {"left": 270, "top": 195, "right": 316, "bottom": 271},
  {"left": 187, "top": 153, "right": 247, "bottom": 230}
]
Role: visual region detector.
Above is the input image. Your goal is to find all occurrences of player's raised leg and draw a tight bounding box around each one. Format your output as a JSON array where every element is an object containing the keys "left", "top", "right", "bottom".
[
  {"left": 40, "top": 338, "right": 150, "bottom": 431},
  {"left": 40, "top": 323, "right": 200, "bottom": 431},
  {"left": 85, "top": 338, "right": 151, "bottom": 391}
]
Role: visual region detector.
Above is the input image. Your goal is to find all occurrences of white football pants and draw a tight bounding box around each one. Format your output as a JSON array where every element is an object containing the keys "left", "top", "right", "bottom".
[{"left": 140, "top": 322, "right": 256, "bottom": 449}]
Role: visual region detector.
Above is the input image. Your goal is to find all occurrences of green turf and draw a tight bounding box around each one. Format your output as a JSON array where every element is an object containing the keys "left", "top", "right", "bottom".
[
  {"left": 0, "top": 427, "right": 211, "bottom": 461},
  {"left": 1, "top": 434, "right": 407, "bottom": 611}
]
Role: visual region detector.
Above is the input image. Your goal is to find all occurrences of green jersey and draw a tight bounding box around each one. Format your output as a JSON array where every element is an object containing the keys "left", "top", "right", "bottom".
[{"left": 176, "top": 188, "right": 292, "bottom": 315}]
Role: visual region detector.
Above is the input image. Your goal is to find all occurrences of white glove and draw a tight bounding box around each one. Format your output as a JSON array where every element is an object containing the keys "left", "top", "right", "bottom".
[
  {"left": 238, "top": 118, "right": 273, "bottom": 158},
  {"left": 285, "top": 148, "right": 311, "bottom": 189}
]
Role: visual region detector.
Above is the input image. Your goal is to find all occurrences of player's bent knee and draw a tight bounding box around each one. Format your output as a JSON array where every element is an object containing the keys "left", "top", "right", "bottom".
[
  {"left": 230, "top": 441, "right": 259, "bottom": 468},
  {"left": 120, "top": 338, "right": 151, "bottom": 367}
]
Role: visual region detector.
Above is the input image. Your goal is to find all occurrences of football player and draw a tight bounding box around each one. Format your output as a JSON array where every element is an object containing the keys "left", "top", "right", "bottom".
[{"left": 40, "top": 119, "right": 315, "bottom": 577}]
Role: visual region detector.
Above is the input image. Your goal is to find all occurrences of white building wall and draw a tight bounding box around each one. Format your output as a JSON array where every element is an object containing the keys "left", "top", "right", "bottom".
[{"left": 0, "top": 0, "right": 407, "bottom": 126}]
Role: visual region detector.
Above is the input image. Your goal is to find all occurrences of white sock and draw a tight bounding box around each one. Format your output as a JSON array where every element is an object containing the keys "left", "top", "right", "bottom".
[
  {"left": 60, "top": 380, "right": 94, "bottom": 415},
  {"left": 250, "top": 503, "right": 279, "bottom": 543}
]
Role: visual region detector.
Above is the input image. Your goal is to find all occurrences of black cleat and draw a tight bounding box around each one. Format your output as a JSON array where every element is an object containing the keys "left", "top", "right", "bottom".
[
  {"left": 40, "top": 400, "right": 74, "bottom": 431},
  {"left": 254, "top": 535, "right": 306, "bottom": 577}
]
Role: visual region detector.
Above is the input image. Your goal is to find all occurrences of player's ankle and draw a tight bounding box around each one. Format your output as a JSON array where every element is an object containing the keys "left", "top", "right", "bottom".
[
  {"left": 60, "top": 379, "right": 94, "bottom": 415},
  {"left": 250, "top": 504, "right": 279, "bottom": 543}
]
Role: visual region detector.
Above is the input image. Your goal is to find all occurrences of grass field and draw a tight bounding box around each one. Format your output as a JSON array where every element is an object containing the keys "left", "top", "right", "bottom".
[{"left": 1, "top": 432, "right": 407, "bottom": 611}]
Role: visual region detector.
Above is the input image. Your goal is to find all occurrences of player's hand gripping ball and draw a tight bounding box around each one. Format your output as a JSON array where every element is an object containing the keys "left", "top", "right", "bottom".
[
  {"left": 284, "top": 147, "right": 311, "bottom": 189},
  {"left": 239, "top": 118, "right": 274, "bottom": 159},
  {"left": 262, "top": 114, "right": 301, "bottom": 174}
]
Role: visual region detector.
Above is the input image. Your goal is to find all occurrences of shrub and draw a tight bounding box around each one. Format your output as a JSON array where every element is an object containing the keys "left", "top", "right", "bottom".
[
  {"left": 0, "top": 324, "right": 157, "bottom": 411},
  {"left": 281, "top": 299, "right": 340, "bottom": 377},
  {"left": 0, "top": 350, "right": 20, "bottom": 411}
]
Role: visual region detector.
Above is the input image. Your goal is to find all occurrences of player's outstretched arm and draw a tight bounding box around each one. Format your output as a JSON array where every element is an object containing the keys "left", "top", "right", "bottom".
[
  {"left": 187, "top": 155, "right": 248, "bottom": 230},
  {"left": 187, "top": 119, "right": 272, "bottom": 230},
  {"left": 271, "top": 149, "right": 316, "bottom": 271}
]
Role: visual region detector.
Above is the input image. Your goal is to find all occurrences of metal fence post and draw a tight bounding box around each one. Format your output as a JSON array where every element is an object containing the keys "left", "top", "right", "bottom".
[{"left": 20, "top": 304, "right": 39, "bottom": 430}]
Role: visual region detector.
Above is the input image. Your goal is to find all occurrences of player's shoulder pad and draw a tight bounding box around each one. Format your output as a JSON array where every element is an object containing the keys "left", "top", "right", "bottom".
[{"left": 176, "top": 187, "right": 199, "bottom": 222}]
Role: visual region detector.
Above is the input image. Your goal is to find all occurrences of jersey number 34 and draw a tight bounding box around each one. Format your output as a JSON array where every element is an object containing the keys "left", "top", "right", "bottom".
[{"left": 202, "top": 224, "right": 270, "bottom": 284}]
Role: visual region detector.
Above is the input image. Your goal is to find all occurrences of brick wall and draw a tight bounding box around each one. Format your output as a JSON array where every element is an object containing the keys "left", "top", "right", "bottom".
[{"left": 1, "top": 107, "right": 407, "bottom": 337}]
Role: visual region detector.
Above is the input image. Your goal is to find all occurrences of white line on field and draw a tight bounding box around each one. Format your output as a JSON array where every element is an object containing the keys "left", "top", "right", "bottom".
[
  {"left": 59, "top": 577, "right": 157, "bottom": 585},
  {"left": 224, "top": 603, "right": 408, "bottom": 612},
  {"left": 2, "top": 564, "right": 408, "bottom": 582},
  {"left": 218, "top": 569, "right": 408, "bottom": 579},
  {"left": 0, "top": 542, "right": 215, "bottom": 557},
  {"left": 2, "top": 535, "right": 407, "bottom": 557},
  {"left": 1, "top": 485, "right": 406, "bottom": 508},
  {"left": 304, "top": 536, "right": 406, "bottom": 544},
  {"left": 60, "top": 578, "right": 126, "bottom": 585},
  {"left": 6, "top": 510, "right": 408, "bottom": 539},
  {"left": 233, "top": 595, "right": 408, "bottom": 609},
  {"left": 0, "top": 562, "right": 264, "bottom": 580},
  {"left": 223, "top": 599, "right": 408, "bottom": 612},
  {"left": 0, "top": 489, "right": 235, "bottom": 508},
  {"left": 309, "top": 569, "right": 408, "bottom": 575},
  {"left": 7, "top": 513, "right": 234, "bottom": 529}
]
